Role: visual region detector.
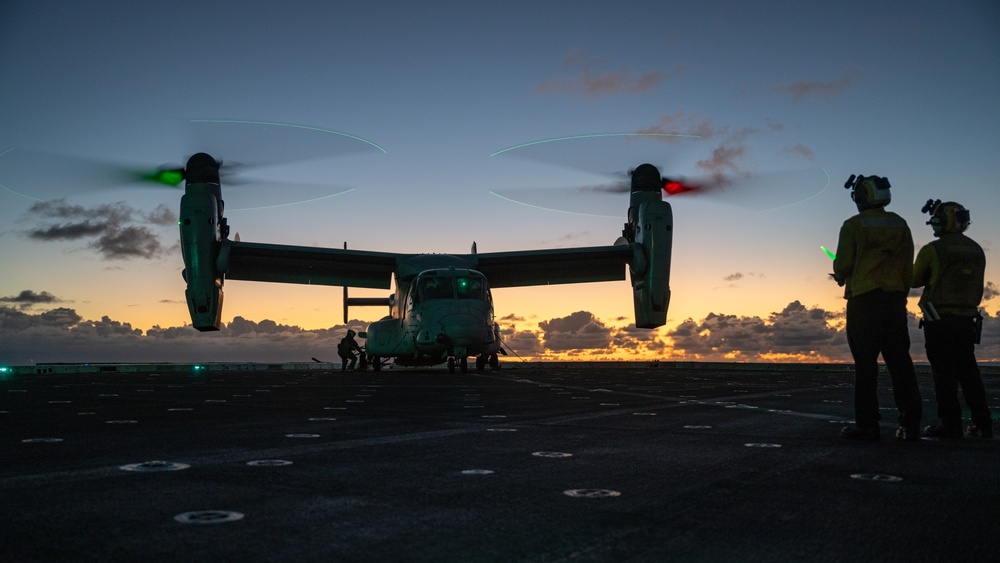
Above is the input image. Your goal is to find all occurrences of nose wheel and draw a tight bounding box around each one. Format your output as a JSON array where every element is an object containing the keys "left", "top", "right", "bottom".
[{"left": 447, "top": 357, "right": 469, "bottom": 374}]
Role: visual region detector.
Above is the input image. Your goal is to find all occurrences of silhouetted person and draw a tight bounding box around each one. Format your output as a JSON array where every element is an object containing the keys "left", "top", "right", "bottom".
[
  {"left": 338, "top": 329, "right": 363, "bottom": 372},
  {"left": 913, "top": 200, "right": 992, "bottom": 438},
  {"left": 832, "top": 174, "right": 922, "bottom": 441}
]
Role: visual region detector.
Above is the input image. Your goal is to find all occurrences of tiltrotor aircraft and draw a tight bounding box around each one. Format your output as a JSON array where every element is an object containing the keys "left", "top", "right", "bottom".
[{"left": 178, "top": 153, "right": 672, "bottom": 372}]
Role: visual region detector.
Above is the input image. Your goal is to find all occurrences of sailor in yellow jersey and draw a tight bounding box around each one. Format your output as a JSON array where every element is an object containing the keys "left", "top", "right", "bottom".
[
  {"left": 913, "top": 200, "right": 992, "bottom": 438},
  {"left": 832, "top": 174, "right": 922, "bottom": 441}
]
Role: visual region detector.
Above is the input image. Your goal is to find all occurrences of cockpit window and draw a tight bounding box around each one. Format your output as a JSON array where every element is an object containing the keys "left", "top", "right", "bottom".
[
  {"left": 419, "top": 276, "right": 453, "bottom": 300},
  {"left": 456, "top": 277, "right": 484, "bottom": 299},
  {"left": 415, "top": 273, "right": 488, "bottom": 302}
]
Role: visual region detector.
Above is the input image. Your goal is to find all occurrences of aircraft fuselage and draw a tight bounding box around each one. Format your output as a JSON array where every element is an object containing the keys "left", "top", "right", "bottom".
[{"left": 363, "top": 267, "right": 501, "bottom": 371}]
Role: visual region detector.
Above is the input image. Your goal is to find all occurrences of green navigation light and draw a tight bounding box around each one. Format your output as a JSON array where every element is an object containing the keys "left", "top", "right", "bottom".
[
  {"left": 821, "top": 246, "right": 836, "bottom": 260},
  {"left": 143, "top": 169, "right": 184, "bottom": 186}
]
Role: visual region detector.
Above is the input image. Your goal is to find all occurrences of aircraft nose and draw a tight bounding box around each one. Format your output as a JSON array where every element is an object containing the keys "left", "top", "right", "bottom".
[{"left": 439, "top": 313, "right": 490, "bottom": 344}]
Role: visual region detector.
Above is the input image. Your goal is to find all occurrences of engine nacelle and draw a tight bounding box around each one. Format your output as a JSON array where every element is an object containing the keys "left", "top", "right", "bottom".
[
  {"left": 180, "top": 182, "right": 224, "bottom": 331},
  {"left": 629, "top": 200, "right": 673, "bottom": 328}
]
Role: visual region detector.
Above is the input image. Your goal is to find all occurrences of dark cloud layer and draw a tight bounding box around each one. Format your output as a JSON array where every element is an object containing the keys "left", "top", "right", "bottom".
[
  {"left": 539, "top": 311, "right": 614, "bottom": 352},
  {"left": 668, "top": 301, "right": 848, "bottom": 361},
  {"left": 4, "top": 300, "right": 1000, "bottom": 365},
  {"left": 0, "top": 290, "right": 61, "bottom": 309},
  {"left": 0, "top": 305, "right": 367, "bottom": 364},
  {"left": 25, "top": 200, "right": 177, "bottom": 260}
]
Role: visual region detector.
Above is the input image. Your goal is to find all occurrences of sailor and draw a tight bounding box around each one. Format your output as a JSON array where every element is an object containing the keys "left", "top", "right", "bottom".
[
  {"left": 832, "top": 174, "right": 922, "bottom": 441},
  {"left": 338, "top": 329, "right": 363, "bottom": 372},
  {"left": 913, "top": 200, "right": 991, "bottom": 438}
]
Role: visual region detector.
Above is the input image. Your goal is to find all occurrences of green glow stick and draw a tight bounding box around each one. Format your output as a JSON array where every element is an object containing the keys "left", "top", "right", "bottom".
[{"left": 821, "top": 246, "right": 836, "bottom": 260}]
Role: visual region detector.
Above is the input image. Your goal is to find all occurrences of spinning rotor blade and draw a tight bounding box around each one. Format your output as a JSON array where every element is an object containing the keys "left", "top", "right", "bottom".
[
  {"left": 490, "top": 132, "right": 699, "bottom": 176},
  {"left": 0, "top": 147, "right": 185, "bottom": 201},
  {"left": 490, "top": 133, "right": 830, "bottom": 214},
  {"left": 222, "top": 182, "right": 356, "bottom": 212},
  {"left": 0, "top": 120, "right": 385, "bottom": 206},
  {"left": 189, "top": 119, "right": 386, "bottom": 167},
  {"left": 490, "top": 168, "right": 829, "bottom": 216}
]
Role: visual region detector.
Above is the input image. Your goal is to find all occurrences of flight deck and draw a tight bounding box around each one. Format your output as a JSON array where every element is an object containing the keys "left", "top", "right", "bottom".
[{"left": 2, "top": 364, "right": 997, "bottom": 562}]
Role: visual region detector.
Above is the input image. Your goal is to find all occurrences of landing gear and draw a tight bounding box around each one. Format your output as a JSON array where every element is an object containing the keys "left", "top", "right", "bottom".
[
  {"left": 476, "top": 353, "right": 500, "bottom": 371},
  {"left": 447, "top": 357, "right": 469, "bottom": 374},
  {"left": 371, "top": 355, "right": 382, "bottom": 372}
]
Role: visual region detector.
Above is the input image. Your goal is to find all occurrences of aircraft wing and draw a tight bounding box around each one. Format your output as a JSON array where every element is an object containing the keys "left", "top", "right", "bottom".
[
  {"left": 221, "top": 240, "right": 401, "bottom": 289},
  {"left": 470, "top": 244, "right": 633, "bottom": 288},
  {"left": 220, "top": 240, "right": 632, "bottom": 289}
]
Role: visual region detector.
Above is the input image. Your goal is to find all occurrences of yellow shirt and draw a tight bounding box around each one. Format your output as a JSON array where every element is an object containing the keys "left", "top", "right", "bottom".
[
  {"left": 912, "top": 233, "right": 985, "bottom": 317},
  {"left": 833, "top": 208, "right": 913, "bottom": 299}
]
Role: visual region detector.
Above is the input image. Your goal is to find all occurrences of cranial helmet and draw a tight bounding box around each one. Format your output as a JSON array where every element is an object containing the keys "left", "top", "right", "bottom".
[
  {"left": 845, "top": 174, "right": 891, "bottom": 210},
  {"left": 347, "top": 329, "right": 356, "bottom": 337},
  {"left": 924, "top": 200, "right": 971, "bottom": 235}
]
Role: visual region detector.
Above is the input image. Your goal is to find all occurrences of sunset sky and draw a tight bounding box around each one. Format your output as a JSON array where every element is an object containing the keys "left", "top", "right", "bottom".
[{"left": 1, "top": 1, "right": 998, "bottom": 365}]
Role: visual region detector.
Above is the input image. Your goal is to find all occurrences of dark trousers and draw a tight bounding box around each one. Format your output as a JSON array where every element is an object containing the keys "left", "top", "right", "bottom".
[
  {"left": 923, "top": 315, "right": 991, "bottom": 430},
  {"left": 846, "top": 290, "right": 922, "bottom": 430},
  {"left": 339, "top": 352, "right": 356, "bottom": 371}
]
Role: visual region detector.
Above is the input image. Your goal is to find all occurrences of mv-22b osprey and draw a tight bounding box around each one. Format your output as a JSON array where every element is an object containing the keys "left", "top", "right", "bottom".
[{"left": 179, "top": 154, "right": 672, "bottom": 372}]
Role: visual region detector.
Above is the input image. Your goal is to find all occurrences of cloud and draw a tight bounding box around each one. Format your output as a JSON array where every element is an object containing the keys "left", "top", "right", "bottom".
[
  {"left": 984, "top": 281, "right": 998, "bottom": 302},
  {"left": 635, "top": 111, "right": 722, "bottom": 140},
  {"left": 694, "top": 123, "right": 793, "bottom": 181},
  {"left": 499, "top": 324, "right": 544, "bottom": 355},
  {"left": 0, "top": 306, "right": 82, "bottom": 332},
  {"left": 780, "top": 144, "right": 816, "bottom": 160},
  {"left": 24, "top": 199, "right": 177, "bottom": 260},
  {"left": 0, "top": 305, "right": 367, "bottom": 364},
  {"left": 697, "top": 144, "right": 748, "bottom": 179},
  {"left": 93, "top": 225, "right": 166, "bottom": 259},
  {"left": 7, "top": 302, "right": 998, "bottom": 366},
  {"left": 145, "top": 204, "right": 178, "bottom": 226},
  {"left": 29, "top": 222, "right": 107, "bottom": 240},
  {"left": 535, "top": 50, "right": 677, "bottom": 99},
  {"left": 667, "top": 301, "right": 849, "bottom": 361},
  {"left": 635, "top": 113, "right": 784, "bottom": 184},
  {"left": 722, "top": 272, "right": 764, "bottom": 285},
  {"left": 774, "top": 68, "right": 863, "bottom": 101},
  {"left": 0, "top": 290, "right": 62, "bottom": 309},
  {"left": 634, "top": 114, "right": 825, "bottom": 211},
  {"left": 538, "top": 310, "right": 614, "bottom": 352}
]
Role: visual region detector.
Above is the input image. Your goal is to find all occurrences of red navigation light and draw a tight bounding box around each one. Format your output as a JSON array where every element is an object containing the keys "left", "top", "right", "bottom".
[{"left": 663, "top": 180, "right": 694, "bottom": 196}]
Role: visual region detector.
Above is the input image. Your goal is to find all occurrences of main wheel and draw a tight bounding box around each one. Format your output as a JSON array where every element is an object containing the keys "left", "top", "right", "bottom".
[{"left": 447, "top": 357, "right": 456, "bottom": 373}]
